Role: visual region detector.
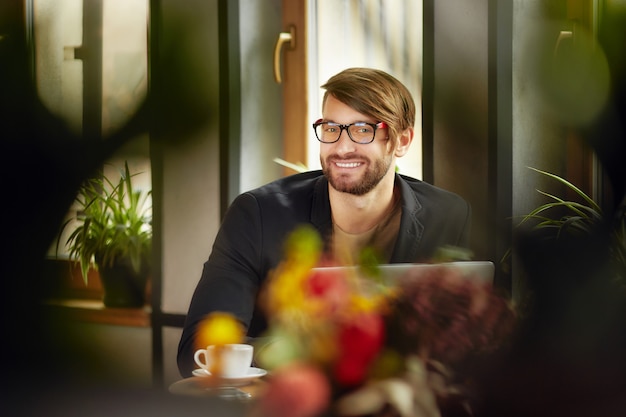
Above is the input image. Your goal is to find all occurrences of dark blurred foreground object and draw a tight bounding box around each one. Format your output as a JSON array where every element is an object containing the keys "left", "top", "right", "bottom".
[
  {"left": 475, "top": 223, "right": 626, "bottom": 417},
  {"left": 474, "top": 8, "right": 626, "bottom": 417},
  {"left": 0, "top": 2, "right": 227, "bottom": 416},
  {"left": 0, "top": 0, "right": 212, "bottom": 363}
]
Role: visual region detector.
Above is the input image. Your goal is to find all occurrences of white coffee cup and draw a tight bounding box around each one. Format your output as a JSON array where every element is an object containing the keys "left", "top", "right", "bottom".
[{"left": 194, "top": 343, "right": 253, "bottom": 378}]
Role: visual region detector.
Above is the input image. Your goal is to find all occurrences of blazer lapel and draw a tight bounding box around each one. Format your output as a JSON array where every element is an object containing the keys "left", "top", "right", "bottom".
[
  {"left": 390, "top": 174, "right": 424, "bottom": 262},
  {"left": 310, "top": 176, "right": 334, "bottom": 251}
]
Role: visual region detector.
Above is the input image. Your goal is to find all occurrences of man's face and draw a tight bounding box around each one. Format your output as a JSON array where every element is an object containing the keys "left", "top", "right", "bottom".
[{"left": 319, "top": 95, "right": 394, "bottom": 196}]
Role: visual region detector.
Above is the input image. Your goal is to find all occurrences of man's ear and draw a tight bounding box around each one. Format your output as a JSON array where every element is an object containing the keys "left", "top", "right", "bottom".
[{"left": 394, "top": 127, "right": 413, "bottom": 157}]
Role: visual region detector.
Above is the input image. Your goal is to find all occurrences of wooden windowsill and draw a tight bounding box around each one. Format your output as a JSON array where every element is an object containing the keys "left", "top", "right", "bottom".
[{"left": 43, "top": 298, "right": 152, "bottom": 327}]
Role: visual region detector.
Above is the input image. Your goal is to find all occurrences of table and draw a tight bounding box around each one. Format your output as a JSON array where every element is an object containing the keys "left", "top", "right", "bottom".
[{"left": 168, "top": 375, "right": 267, "bottom": 401}]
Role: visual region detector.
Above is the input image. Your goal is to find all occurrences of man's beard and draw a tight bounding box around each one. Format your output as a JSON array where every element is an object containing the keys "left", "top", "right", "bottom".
[{"left": 321, "top": 153, "right": 393, "bottom": 196}]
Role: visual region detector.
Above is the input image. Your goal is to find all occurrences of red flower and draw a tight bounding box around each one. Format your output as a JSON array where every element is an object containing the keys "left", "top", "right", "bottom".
[
  {"left": 333, "top": 313, "right": 385, "bottom": 386},
  {"left": 304, "top": 267, "right": 351, "bottom": 314}
]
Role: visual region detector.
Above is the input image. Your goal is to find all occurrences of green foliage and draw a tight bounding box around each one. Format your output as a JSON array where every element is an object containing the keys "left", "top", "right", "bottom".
[
  {"left": 59, "top": 161, "right": 152, "bottom": 284},
  {"left": 504, "top": 167, "right": 626, "bottom": 281},
  {"left": 518, "top": 167, "right": 603, "bottom": 235}
]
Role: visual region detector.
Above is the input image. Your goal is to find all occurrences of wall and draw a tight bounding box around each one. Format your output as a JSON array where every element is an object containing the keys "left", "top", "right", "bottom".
[
  {"left": 155, "top": 0, "right": 221, "bottom": 386},
  {"left": 512, "top": 0, "right": 605, "bottom": 298},
  {"left": 157, "top": 0, "right": 285, "bottom": 386},
  {"left": 430, "top": 1, "right": 588, "bottom": 300},
  {"left": 511, "top": 0, "right": 555, "bottom": 301},
  {"left": 55, "top": 322, "right": 153, "bottom": 387},
  {"left": 512, "top": 0, "right": 571, "bottom": 219},
  {"left": 432, "top": 0, "right": 491, "bottom": 262}
]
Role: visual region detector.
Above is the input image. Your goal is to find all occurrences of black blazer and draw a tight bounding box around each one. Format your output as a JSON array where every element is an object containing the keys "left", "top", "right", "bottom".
[{"left": 177, "top": 170, "right": 471, "bottom": 376}]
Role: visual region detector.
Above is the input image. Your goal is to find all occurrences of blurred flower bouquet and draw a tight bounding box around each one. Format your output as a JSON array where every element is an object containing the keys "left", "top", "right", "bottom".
[{"left": 250, "top": 226, "right": 518, "bottom": 417}]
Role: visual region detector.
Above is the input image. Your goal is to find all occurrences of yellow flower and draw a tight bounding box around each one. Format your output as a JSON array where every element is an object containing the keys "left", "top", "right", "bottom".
[
  {"left": 261, "top": 225, "right": 325, "bottom": 318},
  {"left": 263, "top": 264, "right": 309, "bottom": 315},
  {"left": 195, "top": 311, "right": 244, "bottom": 350}
]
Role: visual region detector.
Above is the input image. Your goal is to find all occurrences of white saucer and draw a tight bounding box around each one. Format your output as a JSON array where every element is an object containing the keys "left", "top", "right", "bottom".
[
  {"left": 169, "top": 379, "right": 253, "bottom": 399},
  {"left": 191, "top": 367, "right": 267, "bottom": 386}
]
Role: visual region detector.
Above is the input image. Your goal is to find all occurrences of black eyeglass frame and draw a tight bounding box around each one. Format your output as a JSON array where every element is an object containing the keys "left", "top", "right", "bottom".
[{"left": 312, "top": 118, "right": 388, "bottom": 144}]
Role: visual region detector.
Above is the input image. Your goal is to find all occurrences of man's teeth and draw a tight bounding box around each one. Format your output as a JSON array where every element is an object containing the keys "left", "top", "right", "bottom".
[{"left": 336, "top": 162, "right": 360, "bottom": 168}]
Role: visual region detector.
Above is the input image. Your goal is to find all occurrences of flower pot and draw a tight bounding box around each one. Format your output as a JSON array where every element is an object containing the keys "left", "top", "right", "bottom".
[{"left": 98, "top": 259, "right": 149, "bottom": 308}]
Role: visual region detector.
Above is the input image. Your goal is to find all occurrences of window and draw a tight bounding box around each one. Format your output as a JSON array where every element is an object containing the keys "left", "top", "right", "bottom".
[
  {"left": 279, "top": 0, "right": 423, "bottom": 179},
  {"left": 32, "top": 0, "right": 152, "bottom": 260}
]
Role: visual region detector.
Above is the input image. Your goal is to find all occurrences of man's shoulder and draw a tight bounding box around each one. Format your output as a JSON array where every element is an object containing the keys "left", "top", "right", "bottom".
[
  {"left": 231, "top": 170, "right": 327, "bottom": 222},
  {"left": 398, "top": 174, "right": 468, "bottom": 204},
  {"left": 247, "top": 170, "right": 325, "bottom": 196}
]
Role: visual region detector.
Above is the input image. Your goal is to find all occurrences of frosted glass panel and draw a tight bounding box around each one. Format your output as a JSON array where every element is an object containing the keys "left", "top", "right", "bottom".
[
  {"left": 102, "top": 1, "right": 148, "bottom": 135},
  {"left": 34, "top": 0, "right": 83, "bottom": 132}
]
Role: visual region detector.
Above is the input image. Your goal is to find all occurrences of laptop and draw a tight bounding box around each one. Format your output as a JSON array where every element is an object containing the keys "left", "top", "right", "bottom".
[{"left": 311, "top": 261, "right": 495, "bottom": 285}]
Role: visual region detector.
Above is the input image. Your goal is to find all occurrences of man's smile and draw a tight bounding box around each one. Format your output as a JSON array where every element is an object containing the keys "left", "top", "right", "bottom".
[{"left": 334, "top": 161, "right": 363, "bottom": 169}]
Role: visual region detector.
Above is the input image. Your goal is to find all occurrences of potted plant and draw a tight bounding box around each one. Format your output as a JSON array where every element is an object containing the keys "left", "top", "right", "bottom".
[
  {"left": 503, "top": 167, "right": 625, "bottom": 285},
  {"left": 59, "top": 161, "right": 152, "bottom": 308}
]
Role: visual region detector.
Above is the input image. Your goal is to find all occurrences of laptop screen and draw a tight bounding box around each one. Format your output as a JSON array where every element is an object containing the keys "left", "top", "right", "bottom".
[{"left": 311, "top": 261, "right": 495, "bottom": 286}]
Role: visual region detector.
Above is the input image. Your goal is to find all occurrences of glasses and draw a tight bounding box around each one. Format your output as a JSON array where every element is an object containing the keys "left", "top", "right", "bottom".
[{"left": 312, "top": 119, "right": 388, "bottom": 144}]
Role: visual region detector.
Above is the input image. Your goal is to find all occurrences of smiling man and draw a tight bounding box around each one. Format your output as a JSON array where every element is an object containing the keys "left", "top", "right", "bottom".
[{"left": 177, "top": 67, "right": 471, "bottom": 377}]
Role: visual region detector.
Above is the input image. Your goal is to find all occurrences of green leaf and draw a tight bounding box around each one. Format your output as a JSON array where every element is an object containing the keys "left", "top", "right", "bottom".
[{"left": 528, "top": 166, "right": 602, "bottom": 213}]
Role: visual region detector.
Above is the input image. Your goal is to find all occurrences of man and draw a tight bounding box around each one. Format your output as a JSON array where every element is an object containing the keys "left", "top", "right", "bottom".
[{"left": 177, "top": 67, "right": 471, "bottom": 377}]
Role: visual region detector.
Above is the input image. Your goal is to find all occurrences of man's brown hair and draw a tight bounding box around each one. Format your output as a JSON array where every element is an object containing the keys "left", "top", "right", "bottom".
[{"left": 321, "top": 67, "right": 416, "bottom": 148}]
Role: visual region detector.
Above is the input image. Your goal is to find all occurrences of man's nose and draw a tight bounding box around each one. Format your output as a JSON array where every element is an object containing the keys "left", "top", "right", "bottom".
[{"left": 335, "top": 128, "right": 356, "bottom": 152}]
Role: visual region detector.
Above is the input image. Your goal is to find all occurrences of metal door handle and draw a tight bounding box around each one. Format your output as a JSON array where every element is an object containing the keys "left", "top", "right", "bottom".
[{"left": 273, "top": 26, "right": 296, "bottom": 84}]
